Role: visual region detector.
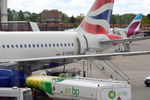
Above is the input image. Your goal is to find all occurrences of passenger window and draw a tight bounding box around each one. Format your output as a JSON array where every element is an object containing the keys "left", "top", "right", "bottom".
[
  {"left": 68, "top": 43, "right": 70, "bottom": 46},
  {"left": 7, "top": 45, "right": 10, "bottom": 48},
  {"left": 60, "top": 43, "right": 63, "bottom": 47},
  {"left": 2, "top": 45, "right": 5, "bottom": 48},
  {"left": 37, "top": 44, "right": 39, "bottom": 48},
  {"left": 41, "top": 44, "right": 43, "bottom": 47},
  {"left": 53, "top": 44, "right": 55, "bottom": 47},
  {"left": 20, "top": 44, "right": 23, "bottom": 48},
  {"left": 49, "top": 44, "right": 51, "bottom": 47},
  {"left": 24, "top": 44, "right": 27, "bottom": 48},
  {"left": 72, "top": 43, "right": 74, "bottom": 46},
  {"left": 11, "top": 45, "right": 14, "bottom": 48},
  {"left": 28, "top": 44, "right": 31, "bottom": 48},
  {"left": 57, "top": 44, "right": 59, "bottom": 47},
  {"left": 16, "top": 45, "right": 18, "bottom": 48},
  {"left": 45, "top": 44, "right": 47, "bottom": 47},
  {"left": 33, "top": 44, "right": 35, "bottom": 48},
  {"left": 64, "top": 43, "right": 66, "bottom": 47}
]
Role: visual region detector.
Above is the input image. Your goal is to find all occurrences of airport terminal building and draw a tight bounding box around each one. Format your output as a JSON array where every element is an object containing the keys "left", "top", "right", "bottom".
[{"left": 38, "top": 9, "right": 75, "bottom": 31}]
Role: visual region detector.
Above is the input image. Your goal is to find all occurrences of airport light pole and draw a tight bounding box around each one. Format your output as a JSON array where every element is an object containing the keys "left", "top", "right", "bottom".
[
  {"left": 0, "top": 11, "right": 1, "bottom": 31},
  {"left": 0, "top": 0, "right": 1, "bottom": 31}
]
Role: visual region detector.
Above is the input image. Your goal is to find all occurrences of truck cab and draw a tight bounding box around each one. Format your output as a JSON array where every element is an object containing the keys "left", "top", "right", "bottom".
[{"left": 0, "top": 87, "right": 33, "bottom": 100}]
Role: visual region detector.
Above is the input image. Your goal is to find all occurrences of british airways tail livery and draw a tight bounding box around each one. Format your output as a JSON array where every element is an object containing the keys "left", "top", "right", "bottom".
[
  {"left": 126, "top": 13, "right": 143, "bottom": 37},
  {"left": 0, "top": 0, "right": 149, "bottom": 72},
  {"left": 79, "top": 0, "right": 114, "bottom": 34},
  {"left": 76, "top": 0, "right": 122, "bottom": 51}
]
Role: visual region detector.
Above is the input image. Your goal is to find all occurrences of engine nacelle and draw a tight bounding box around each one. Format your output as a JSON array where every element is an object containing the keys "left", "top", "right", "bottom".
[{"left": 0, "top": 69, "right": 26, "bottom": 87}]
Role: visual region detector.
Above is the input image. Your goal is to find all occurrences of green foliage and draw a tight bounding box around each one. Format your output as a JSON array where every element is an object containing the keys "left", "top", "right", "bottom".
[
  {"left": 142, "top": 16, "right": 150, "bottom": 24},
  {"left": 111, "top": 13, "right": 150, "bottom": 25},
  {"left": 70, "top": 15, "right": 75, "bottom": 23},
  {"left": 28, "top": 13, "right": 41, "bottom": 22},
  {"left": 147, "top": 14, "right": 150, "bottom": 20},
  {"left": 8, "top": 9, "right": 18, "bottom": 21},
  {"left": 7, "top": 9, "right": 41, "bottom": 22},
  {"left": 8, "top": 8, "right": 13, "bottom": 21},
  {"left": 7, "top": 9, "right": 150, "bottom": 25},
  {"left": 111, "top": 13, "right": 136, "bottom": 25},
  {"left": 18, "top": 10, "right": 25, "bottom": 21},
  {"left": 62, "top": 14, "right": 70, "bottom": 23}
]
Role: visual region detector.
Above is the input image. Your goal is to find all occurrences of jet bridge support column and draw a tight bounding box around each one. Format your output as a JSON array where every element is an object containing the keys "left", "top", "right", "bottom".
[{"left": 115, "top": 43, "right": 131, "bottom": 52}]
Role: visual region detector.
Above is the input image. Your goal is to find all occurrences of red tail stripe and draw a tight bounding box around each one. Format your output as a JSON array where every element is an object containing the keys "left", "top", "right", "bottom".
[
  {"left": 90, "top": 0, "right": 114, "bottom": 11},
  {"left": 81, "top": 21, "right": 108, "bottom": 34}
]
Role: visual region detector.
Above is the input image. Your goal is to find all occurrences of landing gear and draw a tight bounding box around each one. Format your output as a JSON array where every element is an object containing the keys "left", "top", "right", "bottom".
[{"left": 115, "top": 43, "right": 131, "bottom": 52}]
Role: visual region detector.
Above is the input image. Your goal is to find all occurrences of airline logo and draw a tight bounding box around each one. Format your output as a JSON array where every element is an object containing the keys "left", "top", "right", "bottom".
[
  {"left": 134, "top": 14, "right": 143, "bottom": 20},
  {"left": 80, "top": 0, "right": 114, "bottom": 34},
  {"left": 63, "top": 87, "right": 80, "bottom": 96},
  {"left": 127, "top": 14, "right": 143, "bottom": 37},
  {"left": 107, "top": 90, "right": 129, "bottom": 100},
  {"left": 108, "top": 90, "right": 116, "bottom": 99},
  {"left": 127, "top": 22, "right": 140, "bottom": 37}
]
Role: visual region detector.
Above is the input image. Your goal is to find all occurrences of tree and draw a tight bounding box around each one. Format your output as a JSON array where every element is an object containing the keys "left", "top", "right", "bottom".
[
  {"left": 29, "top": 13, "right": 41, "bottom": 22},
  {"left": 62, "top": 14, "right": 70, "bottom": 23},
  {"left": 12, "top": 10, "right": 18, "bottom": 21},
  {"left": 7, "top": 9, "right": 150, "bottom": 25},
  {"left": 147, "top": 14, "right": 150, "bottom": 19},
  {"left": 111, "top": 15, "right": 116, "bottom": 24},
  {"left": 142, "top": 16, "right": 150, "bottom": 24},
  {"left": 8, "top": 8, "right": 14, "bottom": 21},
  {"left": 111, "top": 14, "right": 136, "bottom": 25},
  {"left": 18, "top": 10, "right": 25, "bottom": 21},
  {"left": 70, "top": 15, "right": 75, "bottom": 23}
]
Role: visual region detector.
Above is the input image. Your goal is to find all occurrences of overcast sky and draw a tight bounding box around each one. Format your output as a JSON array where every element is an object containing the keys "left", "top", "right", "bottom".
[{"left": 8, "top": 0, "right": 150, "bottom": 16}]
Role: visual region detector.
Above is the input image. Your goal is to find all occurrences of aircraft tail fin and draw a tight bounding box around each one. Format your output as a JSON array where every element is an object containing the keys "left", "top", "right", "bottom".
[
  {"left": 126, "top": 14, "right": 143, "bottom": 37},
  {"left": 77, "top": 0, "right": 114, "bottom": 35}
]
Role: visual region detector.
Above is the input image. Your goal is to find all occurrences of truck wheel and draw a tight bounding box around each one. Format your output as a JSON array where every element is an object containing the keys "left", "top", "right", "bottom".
[{"left": 145, "top": 83, "right": 150, "bottom": 87}]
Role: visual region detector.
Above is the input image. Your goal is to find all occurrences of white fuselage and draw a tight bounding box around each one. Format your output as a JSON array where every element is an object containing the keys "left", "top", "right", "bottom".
[
  {"left": 0, "top": 32, "right": 79, "bottom": 59},
  {"left": 0, "top": 31, "right": 111, "bottom": 60}
]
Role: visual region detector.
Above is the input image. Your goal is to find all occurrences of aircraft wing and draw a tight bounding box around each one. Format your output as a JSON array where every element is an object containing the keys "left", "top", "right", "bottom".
[
  {"left": 100, "top": 36, "right": 150, "bottom": 44},
  {"left": 0, "top": 51, "right": 150, "bottom": 63}
]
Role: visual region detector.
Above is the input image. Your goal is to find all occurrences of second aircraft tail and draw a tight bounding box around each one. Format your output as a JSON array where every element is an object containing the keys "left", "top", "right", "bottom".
[{"left": 126, "top": 14, "right": 143, "bottom": 37}]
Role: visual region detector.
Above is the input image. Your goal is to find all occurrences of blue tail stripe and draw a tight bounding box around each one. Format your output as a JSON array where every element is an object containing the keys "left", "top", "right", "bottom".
[
  {"left": 134, "top": 14, "right": 143, "bottom": 20},
  {"left": 89, "top": 10, "right": 112, "bottom": 22}
]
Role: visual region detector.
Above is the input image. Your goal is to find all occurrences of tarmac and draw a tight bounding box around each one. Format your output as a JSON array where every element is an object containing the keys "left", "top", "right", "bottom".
[
  {"left": 93, "top": 39, "right": 150, "bottom": 100},
  {"left": 33, "top": 39, "right": 150, "bottom": 100},
  {"left": 111, "top": 39, "right": 150, "bottom": 100}
]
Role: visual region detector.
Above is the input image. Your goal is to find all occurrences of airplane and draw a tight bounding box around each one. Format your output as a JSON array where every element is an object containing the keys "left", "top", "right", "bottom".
[
  {"left": 109, "top": 13, "right": 143, "bottom": 38},
  {"left": 109, "top": 14, "right": 144, "bottom": 52},
  {"left": 0, "top": 0, "right": 150, "bottom": 73}
]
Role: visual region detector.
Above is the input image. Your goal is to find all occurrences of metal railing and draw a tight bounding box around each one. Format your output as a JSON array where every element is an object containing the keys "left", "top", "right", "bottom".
[{"left": 91, "top": 60, "right": 129, "bottom": 81}]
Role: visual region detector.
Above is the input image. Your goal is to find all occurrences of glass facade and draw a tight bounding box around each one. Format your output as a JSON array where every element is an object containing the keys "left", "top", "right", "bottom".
[{"left": 0, "top": 22, "right": 32, "bottom": 31}]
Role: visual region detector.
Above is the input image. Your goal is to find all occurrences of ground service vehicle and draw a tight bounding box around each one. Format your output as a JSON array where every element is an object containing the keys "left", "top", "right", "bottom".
[
  {"left": 0, "top": 87, "right": 33, "bottom": 100},
  {"left": 26, "top": 76, "right": 131, "bottom": 100},
  {"left": 0, "top": 69, "right": 25, "bottom": 87},
  {"left": 144, "top": 76, "right": 150, "bottom": 87}
]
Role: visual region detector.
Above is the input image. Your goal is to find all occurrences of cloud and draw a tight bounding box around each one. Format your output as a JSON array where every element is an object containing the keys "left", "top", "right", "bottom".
[
  {"left": 114, "top": 0, "right": 150, "bottom": 15},
  {"left": 8, "top": 0, "right": 150, "bottom": 16}
]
